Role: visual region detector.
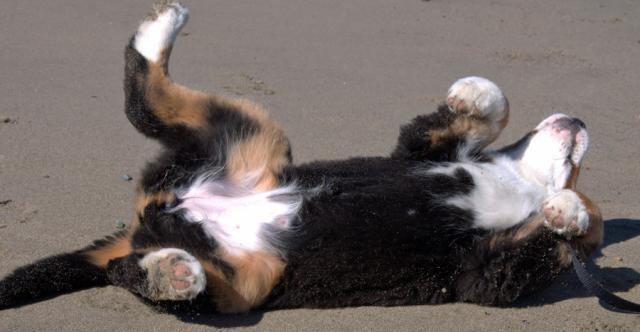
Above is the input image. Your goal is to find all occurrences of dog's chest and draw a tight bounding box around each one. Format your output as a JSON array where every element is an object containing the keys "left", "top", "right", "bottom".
[
  {"left": 172, "top": 178, "right": 301, "bottom": 255},
  {"left": 428, "top": 158, "right": 546, "bottom": 230}
]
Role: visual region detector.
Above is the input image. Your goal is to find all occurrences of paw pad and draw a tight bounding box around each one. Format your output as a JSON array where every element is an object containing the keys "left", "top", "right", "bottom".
[
  {"left": 140, "top": 248, "right": 206, "bottom": 301},
  {"left": 541, "top": 190, "right": 589, "bottom": 237}
]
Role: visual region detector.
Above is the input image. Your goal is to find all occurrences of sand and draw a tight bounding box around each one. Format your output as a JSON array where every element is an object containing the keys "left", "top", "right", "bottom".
[{"left": 1, "top": 0, "right": 639, "bottom": 331}]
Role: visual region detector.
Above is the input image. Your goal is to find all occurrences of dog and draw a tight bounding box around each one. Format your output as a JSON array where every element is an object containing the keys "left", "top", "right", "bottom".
[{"left": 0, "top": 2, "right": 602, "bottom": 314}]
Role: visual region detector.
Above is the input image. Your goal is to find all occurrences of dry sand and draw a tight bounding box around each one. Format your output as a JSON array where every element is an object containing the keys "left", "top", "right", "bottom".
[{"left": 1, "top": 0, "right": 639, "bottom": 331}]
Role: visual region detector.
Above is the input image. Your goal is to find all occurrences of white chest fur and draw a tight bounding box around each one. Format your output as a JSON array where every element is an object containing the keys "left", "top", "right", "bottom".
[
  {"left": 172, "top": 177, "right": 301, "bottom": 256},
  {"left": 429, "top": 156, "right": 546, "bottom": 231}
]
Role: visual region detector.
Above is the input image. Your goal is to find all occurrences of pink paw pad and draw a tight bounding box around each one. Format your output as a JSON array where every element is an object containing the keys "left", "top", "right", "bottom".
[
  {"left": 141, "top": 248, "right": 206, "bottom": 300},
  {"left": 541, "top": 190, "right": 589, "bottom": 237},
  {"left": 170, "top": 262, "right": 193, "bottom": 290}
]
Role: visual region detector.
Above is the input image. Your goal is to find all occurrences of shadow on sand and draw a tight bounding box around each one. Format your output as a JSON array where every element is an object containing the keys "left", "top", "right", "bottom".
[
  {"left": 514, "top": 218, "right": 640, "bottom": 310},
  {"left": 174, "top": 310, "right": 266, "bottom": 328}
]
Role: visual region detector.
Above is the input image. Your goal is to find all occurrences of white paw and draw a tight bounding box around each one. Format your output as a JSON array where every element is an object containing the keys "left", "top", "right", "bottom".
[
  {"left": 446, "top": 76, "right": 508, "bottom": 123},
  {"left": 139, "top": 248, "right": 206, "bottom": 301},
  {"left": 541, "top": 190, "right": 589, "bottom": 237},
  {"left": 134, "top": 1, "right": 189, "bottom": 63}
]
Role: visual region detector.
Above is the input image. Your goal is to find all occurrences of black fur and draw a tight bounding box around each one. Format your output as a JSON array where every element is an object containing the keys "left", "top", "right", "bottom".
[
  {"left": 391, "top": 105, "right": 491, "bottom": 162},
  {"left": 0, "top": 9, "right": 597, "bottom": 313},
  {"left": 0, "top": 251, "right": 107, "bottom": 309},
  {"left": 453, "top": 229, "right": 565, "bottom": 305},
  {"left": 106, "top": 253, "right": 149, "bottom": 297},
  {"left": 129, "top": 156, "right": 565, "bottom": 310},
  {"left": 393, "top": 105, "right": 460, "bottom": 161}
]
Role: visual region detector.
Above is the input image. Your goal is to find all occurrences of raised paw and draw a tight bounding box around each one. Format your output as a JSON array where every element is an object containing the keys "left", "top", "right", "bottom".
[
  {"left": 446, "top": 76, "right": 509, "bottom": 126},
  {"left": 541, "top": 190, "right": 589, "bottom": 237},
  {"left": 140, "top": 248, "right": 206, "bottom": 301},
  {"left": 134, "top": 1, "right": 189, "bottom": 63}
]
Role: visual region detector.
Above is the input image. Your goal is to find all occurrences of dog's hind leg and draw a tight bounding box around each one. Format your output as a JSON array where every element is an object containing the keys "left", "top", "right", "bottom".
[
  {"left": 125, "top": 2, "right": 291, "bottom": 191},
  {"left": 124, "top": 1, "right": 202, "bottom": 141},
  {"left": 392, "top": 76, "right": 509, "bottom": 162}
]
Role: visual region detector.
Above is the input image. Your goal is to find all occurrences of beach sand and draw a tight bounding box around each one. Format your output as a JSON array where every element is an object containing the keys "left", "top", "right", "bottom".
[{"left": 1, "top": 1, "right": 639, "bottom": 330}]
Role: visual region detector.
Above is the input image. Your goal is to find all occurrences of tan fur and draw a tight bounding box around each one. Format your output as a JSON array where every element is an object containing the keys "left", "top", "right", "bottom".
[
  {"left": 512, "top": 216, "right": 545, "bottom": 242},
  {"left": 194, "top": 97, "right": 290, "bottom": 191},
  {"left": 145, "top": 61, "right": 209, "bottom": 129},
  {"left": 201, "top": 250, "right": 285, "bottom": 313},
  {"left": 226, "top": 251, "right": 285, "bottom": 310},
  {"left": 485, "top": 216, "right": 544, "bottom": 252},
  {"left": 135, "top": 191, "right": 176, "bottom": 218},
  {"left": 430, "top": 116, "right": 501, "bottom": 150},
  {"left": 85, "top": 235, "right": 132, "bottom": 268},
  {"left": 564, "top": 165, "right": 581, "bottom": 192},
  {"left": 148, "top": 48, "right": 292, "bottom": 190},
  {"left": 201, "top": 261, "right": 251, "bottom": 313},
  {"left": 559, "top": 191, "right": 603, "bottom": 266},
  {"left": 226, "top": 125, "right": 290, "bottom": 191},
  {"left": 131, "top": 191, "right": 175, "bottom": 235},
  {"left": 551, "top": 165, "right": 603, "bottom": 265}
]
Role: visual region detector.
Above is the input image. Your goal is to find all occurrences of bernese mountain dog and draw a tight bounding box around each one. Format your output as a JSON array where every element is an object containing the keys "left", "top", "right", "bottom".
[{"left": 0, "top": 1, "right": 602, "bottom": 315}]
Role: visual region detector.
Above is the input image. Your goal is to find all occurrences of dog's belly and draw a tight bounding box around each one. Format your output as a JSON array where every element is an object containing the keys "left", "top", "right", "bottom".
[
  {"left": 263, "top": 156, "right": 555, "bottom": 309},
  {"left": 264, "top": 167, "right": 567, "bottom": 309},
  {"left": 171, "top": 174, "right": 302, "bottom": 256},
  {"left": 265, "top": 166, "right": 484, "bottom": 308}
]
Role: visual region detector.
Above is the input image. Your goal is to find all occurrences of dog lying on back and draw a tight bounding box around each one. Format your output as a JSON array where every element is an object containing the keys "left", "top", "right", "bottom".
[{"left": 0, "top": 2, "right": 602, "bottom": 314}]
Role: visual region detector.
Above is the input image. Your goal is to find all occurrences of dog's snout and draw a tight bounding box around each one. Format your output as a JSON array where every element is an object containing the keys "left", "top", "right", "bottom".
[
  {"left": 571, "top": 118, "right": 586, "bottom": 129},
  {"left": 551, "top": 116, "right": 586, "bottom": 132}
]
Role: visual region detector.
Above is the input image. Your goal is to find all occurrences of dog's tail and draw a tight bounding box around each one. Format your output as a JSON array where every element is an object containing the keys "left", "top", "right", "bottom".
[{"left": 0, "top": 231, "right": 131, "bottom": 309}]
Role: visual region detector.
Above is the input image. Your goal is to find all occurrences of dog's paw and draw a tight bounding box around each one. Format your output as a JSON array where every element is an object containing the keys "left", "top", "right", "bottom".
[
  {"left": 541, "top": 190, "right": 589, "bottom": 237},
  {"left": 134, "top": 1, "right": 189, "bottom": 63},
  {"left": 446, "top": 76, "right": 509, "bottom": 125},
  {"left": 140, "top": 248, "right": 206, "bottom": 301}
]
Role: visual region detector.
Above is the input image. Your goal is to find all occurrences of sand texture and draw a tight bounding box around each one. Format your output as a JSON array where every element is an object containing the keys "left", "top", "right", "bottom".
[{"left": 1, "top": 1, "right": 639, "bottom": 331}]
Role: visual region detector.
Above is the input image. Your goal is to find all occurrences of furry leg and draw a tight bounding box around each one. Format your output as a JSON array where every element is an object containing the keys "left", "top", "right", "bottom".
[
  {"left": 0, "top": 232, "right": 132, "bottom": 309},
  {"left": 392, "top": 76, "right": 509, "bottom": 162}
]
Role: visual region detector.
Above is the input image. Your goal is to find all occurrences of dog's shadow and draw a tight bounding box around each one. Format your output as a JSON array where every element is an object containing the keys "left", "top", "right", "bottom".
[
  {"left": 514, "top": 218, "right": 640, "bottom": 310},
  {"left": 171, "top": 219, "right": 640, "bottom": 326},
  {"left": 174, "top": 310, "right": 266, "bottom": 328}
]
